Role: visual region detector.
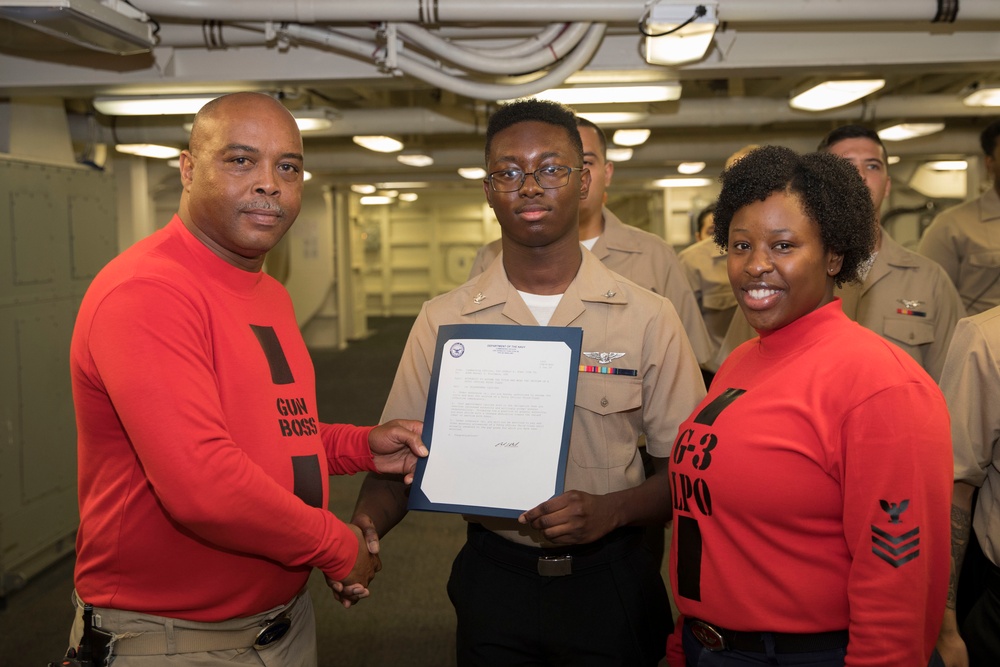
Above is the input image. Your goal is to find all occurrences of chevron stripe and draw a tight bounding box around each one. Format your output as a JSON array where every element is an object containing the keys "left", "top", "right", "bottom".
[
  {"left": 871, "top": 525, "right": 920, "bottom": 544},
  {"left": 872, "top": 535, "right": 919, "bottom": 557},
  {"left": 872, "top": 547, "right": 920, "bottom": 568}
]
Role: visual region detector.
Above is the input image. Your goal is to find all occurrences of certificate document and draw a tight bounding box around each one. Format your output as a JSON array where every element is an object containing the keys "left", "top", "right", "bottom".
[{"left": 408, "top": 324, "right": 583, "bottom": 518}]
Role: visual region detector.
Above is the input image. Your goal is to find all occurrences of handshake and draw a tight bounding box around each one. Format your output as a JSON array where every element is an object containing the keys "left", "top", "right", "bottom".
[
  {"left": 326, "top": 515, "right": 382, "bottom": 608},
  {"left": 326, "top": 418, "right": 427, "bottom": 608}
]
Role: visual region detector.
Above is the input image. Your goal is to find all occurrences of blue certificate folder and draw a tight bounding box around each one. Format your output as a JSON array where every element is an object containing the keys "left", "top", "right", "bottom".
[{"left": 407, "top": 323, "right": 583, "bottom": 519}]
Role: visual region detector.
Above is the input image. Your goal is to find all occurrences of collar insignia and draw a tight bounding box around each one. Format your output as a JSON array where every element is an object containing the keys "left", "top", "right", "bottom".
[
  {"left": 473, "top": 292, "right": 486, "bottom": 304},
  {"left": 584, "top": 351, "right": 626, "bottom": 364},
  {"left": 603, "top": 290, "right": 617, "bottom": 298},
  {"left": 898, "top": 299, "right": 924, "bottom": 309}
]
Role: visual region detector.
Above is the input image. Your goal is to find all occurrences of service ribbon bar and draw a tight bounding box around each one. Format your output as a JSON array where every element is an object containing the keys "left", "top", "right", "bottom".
[
  {"left": 896, "top": 308, "right": 927, "bottom": 317},
  {"left": 579, "top": 365, "right": 638, "bottom": 377}
]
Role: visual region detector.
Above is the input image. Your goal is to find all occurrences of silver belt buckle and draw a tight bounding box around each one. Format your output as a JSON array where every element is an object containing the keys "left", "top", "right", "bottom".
[
  {"left": 690, "top": 620, "right": 727, "bottom": 651},
  {"left": 537, "top": 555, "right": 572, "bottom": 576},
  {"left": 254, "top": 614, "right": 292, "bottom": 650}
]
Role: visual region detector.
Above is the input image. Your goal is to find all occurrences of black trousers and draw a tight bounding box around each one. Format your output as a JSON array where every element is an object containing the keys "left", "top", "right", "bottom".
[
  {"left": 963, "top": 561, "right": 1000, "bottom": 667},
  {"left": 447, "top": 525, "right": 671, "bottom": 667}
]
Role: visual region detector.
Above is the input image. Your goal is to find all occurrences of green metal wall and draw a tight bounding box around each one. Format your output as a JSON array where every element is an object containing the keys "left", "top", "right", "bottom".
[{"left": 0, "top": 158, "right": 116, "bottom": 598}]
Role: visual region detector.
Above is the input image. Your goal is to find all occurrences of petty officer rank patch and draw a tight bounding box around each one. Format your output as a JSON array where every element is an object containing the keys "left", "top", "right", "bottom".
[{"left": 871, "top": 499, "right": 920, "bottom": 568}]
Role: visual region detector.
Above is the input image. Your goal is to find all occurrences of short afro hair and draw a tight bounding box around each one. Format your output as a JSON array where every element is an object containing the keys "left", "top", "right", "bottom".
[
  {"left": 485, "top": 99, "right": 583, "bottom": 166},
  {"left": 712, "top": 145, "right": 876, "bottom": 287}
]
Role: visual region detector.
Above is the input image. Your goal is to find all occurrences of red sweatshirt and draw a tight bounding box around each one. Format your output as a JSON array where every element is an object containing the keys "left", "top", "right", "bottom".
[
  {"left": 669, "top": 300, "right": 951, "bottom": 666},
  {"left": 72, "top": 216, "right": 376, "bottom": 621}
]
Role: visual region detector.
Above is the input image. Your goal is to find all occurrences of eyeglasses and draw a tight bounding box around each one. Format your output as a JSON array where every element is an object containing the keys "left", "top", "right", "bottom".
[{"left": 486, "top": 165, "right": 582, "bottom": 192}]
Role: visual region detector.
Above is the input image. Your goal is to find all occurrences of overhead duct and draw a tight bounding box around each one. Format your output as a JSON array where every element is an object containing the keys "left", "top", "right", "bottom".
[{"left": 0, "top": 0, "right": 154, "bottom": 54}]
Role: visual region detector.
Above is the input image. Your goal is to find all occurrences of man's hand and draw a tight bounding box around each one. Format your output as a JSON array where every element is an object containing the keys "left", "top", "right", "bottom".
[
  {"left": 518, "top": 490, "right": 619, "bottom": 545},
  {"left": 327, "top": 523, "right": 381, "bottom": 608},
  {"left": 353, "top": 511, "right": 381, "bottom": 555},
  {"left": 368, "top": 419, "right": 427, "bottom": 484}
]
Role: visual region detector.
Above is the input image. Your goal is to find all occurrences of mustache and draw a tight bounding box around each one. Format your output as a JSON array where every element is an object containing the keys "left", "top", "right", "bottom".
[{"left": 239, "top": 200, "right": 285, "bottom": 216}]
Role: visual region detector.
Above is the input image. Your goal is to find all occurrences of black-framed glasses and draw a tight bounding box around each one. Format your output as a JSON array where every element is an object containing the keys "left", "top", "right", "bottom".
[{"left": 486, "top": 165, "right": 582, "bottom": 192}]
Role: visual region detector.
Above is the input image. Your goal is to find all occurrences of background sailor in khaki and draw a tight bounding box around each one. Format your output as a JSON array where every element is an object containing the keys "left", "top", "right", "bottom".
[
  {"left": 935, "top": 304, "right": 1000, "bottom": 666},
  {"left": 714, "top": 126, "right": 965, "bottom": 381},
  {"left": 919, "top": 119, "right": 1000, "bottom": 316},
  {"left": 679, "top": 204, "right": 735, "bottom": 374}
]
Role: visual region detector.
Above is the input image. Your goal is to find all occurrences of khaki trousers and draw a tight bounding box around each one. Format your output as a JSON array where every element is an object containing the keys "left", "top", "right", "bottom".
[{"left": 68, "top": 589, "right": 317, "bottom": 666}]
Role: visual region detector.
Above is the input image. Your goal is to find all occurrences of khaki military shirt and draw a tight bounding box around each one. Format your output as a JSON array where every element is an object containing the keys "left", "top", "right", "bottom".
[
  {"left": 918, "top": 186, "right": 1000, "bottom": 315},
  {"left": 940, "top": 305, "right": 1000, "bottom": 565},
  {"left": 386, "top": 250, "right": 706, "bottom": 547},
  {"left": 677, "top": 237, "right": 737, "bottom": 372},
  {"left": 469, "top": 207, "right": 713, "bottom": 366},
  {"left": 715, "top": 231, "right": 965, "bottom": 381}
]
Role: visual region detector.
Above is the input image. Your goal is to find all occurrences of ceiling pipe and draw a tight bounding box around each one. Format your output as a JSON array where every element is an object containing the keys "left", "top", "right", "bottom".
[
  {"left": 278, "top": 22, "right": 608, "bottom": 100},
  {"left": 282, "top": 131, "right": 987, "bottom": 179},
  {"left": 127, "top": 0, "right": 1000, "bottom": 24},
  {"left": 69, "top": 94, "right": 990, "bottom": 148},
  {"left": 394, "top": 22, "right": 592, "bottom": 74},
  {"left": 66, "top": 106, "right": 483, "bottom": 145}
]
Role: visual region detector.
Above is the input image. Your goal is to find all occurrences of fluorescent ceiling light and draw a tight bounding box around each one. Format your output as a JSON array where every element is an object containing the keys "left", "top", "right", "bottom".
[
  {"left": 644, "top": 3, "right": 717, "bottom": 66},
  {"left": 653, "top": 177, "right": 713, "bottom": 188},
  {"left": 353, "top": 135, "right": 404, "bottom": 153},
  {"left": 458, "top": 167, "right": 487, "bottom": 180},
  {"left": 295, "top": 118, "right": 331, "bottom": 132},
  {"left": 677, "top": 161, "right": 706, "bottom": 175},
  {"left": 926, "top": 160, "right": 968, "bottom": 171},
  {"left": 887, "top": 156, "right": 901, "bottom": 165},
  {"left": 94, "top": 94, "right": 223, "bottom": 116},
  {"left": 398, "top": 193, "right": 419, "bottom": 202},
  {"left": 575, "top": 112, "right": 649, "bottom": 125},
  {"left": 606, "top": 147, "right": 633, "bottom": 162},
  {"left": 351, "top": 184, "right": 376, "bottom": 194},
  {"left": 115, "top": 144, "right": 181, "bottom": 159},
  {"left": 908, "top": 163, "right": 967, "bottom": 199},
  {"left": 963, "top": 85, "right": 1000, "bottom": 107},
  {"left": 376, "top": 181, "right": 430, "bottom": 189},
  {"left": 396, "top": 154, "right": 434, "bottom": 167},
  {"left": 0, "top": 0, "right": 154, "bottom": 55},
  {"left": 878, "top": 123, "right": 945, "bottom": 142},
  {"left": 613, "top": 129, "right": 651, "bottom": 147},
  {"left": 303, "top": 171, "right": 313, "bottom": 181},
  {"left": 360, "top": 195, "right": 394, "bottom": 205},
  {"left": 789, "top": 79, "right": 885, "bottom": 112},
  {"left": 532, "top": 84, "right": 681, "bottom": 105},
  {"left": 293, "top": 109, "right": 336, "bottom": 132}
]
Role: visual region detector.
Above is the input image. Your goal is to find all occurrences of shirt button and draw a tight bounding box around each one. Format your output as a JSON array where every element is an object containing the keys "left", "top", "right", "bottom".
[{"left": 601, "top": 397, "right": 609, "bottom": 407}]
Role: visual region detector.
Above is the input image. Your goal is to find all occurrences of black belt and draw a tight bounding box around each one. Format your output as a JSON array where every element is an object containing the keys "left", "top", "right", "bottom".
[
  {"left": 466, "top": 522, "right": 642, "bottom": 577},
  {"left": 687, "top": 618, "right": 848, "bottom": 654}
]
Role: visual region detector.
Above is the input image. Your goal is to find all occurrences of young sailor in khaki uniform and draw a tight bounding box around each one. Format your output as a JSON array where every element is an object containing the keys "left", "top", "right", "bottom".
[{"left": 353, "top": 99, "right": 705, "bottom": 667}]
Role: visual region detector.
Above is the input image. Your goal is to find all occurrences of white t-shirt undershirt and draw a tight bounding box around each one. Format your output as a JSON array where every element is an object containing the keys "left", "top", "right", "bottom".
[{"left": 517, "top": 291, "right": 564, "bottom": 326}]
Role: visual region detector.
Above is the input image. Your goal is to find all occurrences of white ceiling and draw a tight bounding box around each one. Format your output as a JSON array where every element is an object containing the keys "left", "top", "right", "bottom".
[{"left": 1, "top": 0, "right": 999, "bottom": 190}]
